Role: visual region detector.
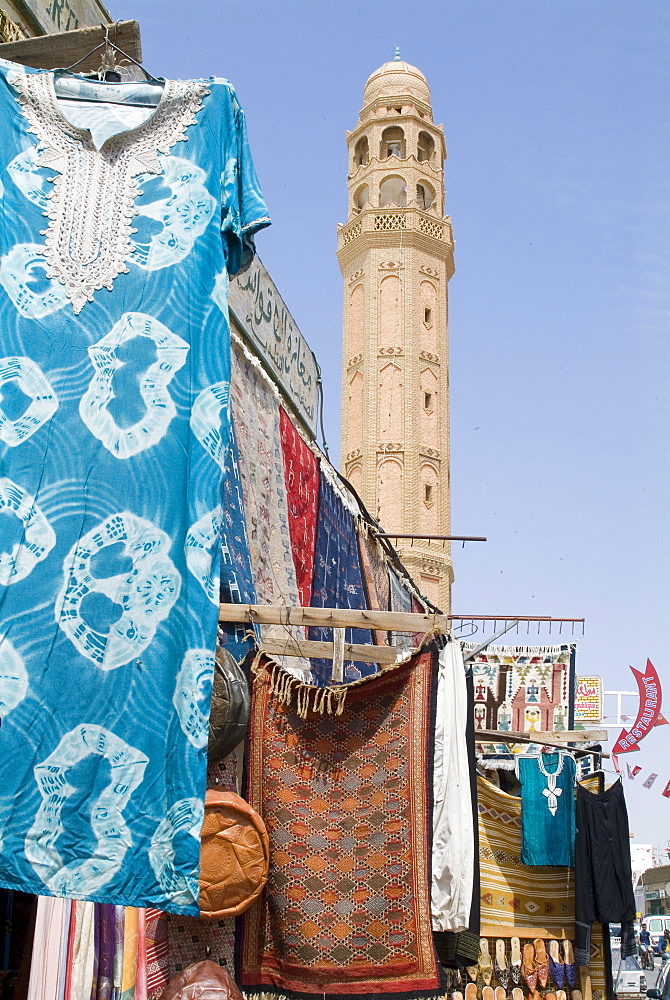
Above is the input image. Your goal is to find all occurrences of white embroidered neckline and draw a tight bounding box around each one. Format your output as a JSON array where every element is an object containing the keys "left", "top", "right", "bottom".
[{"left": 9, "top": 71, "right": 210, "bottom": 313}]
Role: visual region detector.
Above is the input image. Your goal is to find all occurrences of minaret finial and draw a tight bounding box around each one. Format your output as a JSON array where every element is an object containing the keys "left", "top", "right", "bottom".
[{"left": 394, "top": 46, "right": 401, "bottom": 61}]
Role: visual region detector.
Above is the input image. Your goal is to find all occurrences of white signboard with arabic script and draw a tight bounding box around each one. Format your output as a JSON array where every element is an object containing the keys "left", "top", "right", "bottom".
[{"left": 228, "top": 258, "right": 320, "bottom": 438}]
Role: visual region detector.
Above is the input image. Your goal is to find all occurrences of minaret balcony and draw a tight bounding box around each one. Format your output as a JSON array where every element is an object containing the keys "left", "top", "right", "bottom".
[{"left": 337, "top": 206, "right": 454, "bottom": 261}]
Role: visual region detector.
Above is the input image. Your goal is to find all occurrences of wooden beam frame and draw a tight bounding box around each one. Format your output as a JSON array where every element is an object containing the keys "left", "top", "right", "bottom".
[
  {"left": 260, "top": 637, "right": 400, "bottom": 665},
  {"left": 0, "top": 19, "right": 141, "bottom": 72},
  {"left": 219, "top": 602, "right": 447, "bottom": 634}
]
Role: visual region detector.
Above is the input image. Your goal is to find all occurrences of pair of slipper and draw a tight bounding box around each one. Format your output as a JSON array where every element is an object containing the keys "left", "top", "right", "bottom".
[
  {"left": 462, "top": 984, "right": 509, "bottom": 1000},
  {"left": 548, "top": 939, "right": 578, "bottom": 989},
  {"left": 522, "top": 939, "right": 549, "bottom": 992}
]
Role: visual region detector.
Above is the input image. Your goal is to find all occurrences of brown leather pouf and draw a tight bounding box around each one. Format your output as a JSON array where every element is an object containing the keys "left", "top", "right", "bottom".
[
  {"left": 163, "top": 959, "right": 243, "bottom": 999},
  {"left": 199, "top": 788, "right": 269, "bottom": 918}
]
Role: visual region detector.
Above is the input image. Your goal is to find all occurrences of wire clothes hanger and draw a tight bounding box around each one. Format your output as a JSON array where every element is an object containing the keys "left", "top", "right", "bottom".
[{"left": 56, "top": 23, "right": 163, "bottom": 105}]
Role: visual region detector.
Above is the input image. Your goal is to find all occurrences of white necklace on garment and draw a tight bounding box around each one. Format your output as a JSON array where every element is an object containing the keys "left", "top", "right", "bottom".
[{"left": 537, "top": 752, "right": 565, "bottom": 816}]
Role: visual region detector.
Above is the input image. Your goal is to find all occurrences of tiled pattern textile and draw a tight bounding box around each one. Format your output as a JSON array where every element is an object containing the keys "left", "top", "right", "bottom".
[
  {"left": 477, "top": 775, "right": 575, "bottom": 938},
  {"left": 356, "top": 524, "right": 390, "bottom": 646},
  {"left": 278, "top": 407, "right": 320, "bottom": 608},
  {"left": 239, "top": 650, "right": 444, "bottom": 999}
]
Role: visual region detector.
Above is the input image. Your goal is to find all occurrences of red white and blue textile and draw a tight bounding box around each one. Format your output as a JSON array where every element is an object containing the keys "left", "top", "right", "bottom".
[{"left": 279, "top": 407, "right": 319, "bottom": 608}]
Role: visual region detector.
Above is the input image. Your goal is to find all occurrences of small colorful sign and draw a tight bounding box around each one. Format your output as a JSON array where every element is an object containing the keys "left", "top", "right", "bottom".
[
  {"left": 575, "top": 675, "right": 603, "bottom": 723},
  {"left": 612, "top": 660, "right": 665, "bottom": 756}
]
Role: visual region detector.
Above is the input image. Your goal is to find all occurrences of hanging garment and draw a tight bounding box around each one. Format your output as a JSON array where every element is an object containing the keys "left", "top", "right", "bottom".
[
  {"left": 278, "top": 406, "right": 319, "bottom": 607},
  {"left": 517, "top": 751, "right": 576, "bottom": 866},
  {"left": 120, "top": 908, "right": 139, "bottom": 1000},
  {"left": 389, "top": 568, "right": 414, "bottom": 649},
  {"left": 69, "top": 901, "right": 96, "bottom": 1000},
  {"left": 432, "top": 641, "right": 474, "bottom": 933},
  {"left": 26, "top": 896, "right": 69, "bottom": 1000},
  {"left": 238, "top": 650, "right": 445, "bottom": 999},
  {"left": 145, "top": 908, "right": 169, "bottom": 1000},
  {"left": 574, "top": 779, "right": 636, "bottom": 965},
  {"left": 0, "top": 62, "right": 269, "bottom": 914},
  {"left": 477, "top": 775, "right": 575, "bottom": 939},
  {"left": 229, "top": 340, "right": 310, "bottom": 678},
  {"left": 308, "top": 468, "right": 374, "bottom": 685}
]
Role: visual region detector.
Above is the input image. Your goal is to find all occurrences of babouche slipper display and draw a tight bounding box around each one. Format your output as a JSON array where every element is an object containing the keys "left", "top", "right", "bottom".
[
  {"left": 495, "top": 939, "right": 511, "bottom": 990},
  {"left": 563, "top": 940, "right": 578, "bottom": 989},
  {"left": 534, "top": 938, "right": 549, "bottom": 988},
  {"left": 479, "top": 938, "right": 494, "bottom": 985},
  {"left": 549, "top": 939, "right": 566, "bottom": 988},
  {"left": 522, "top": 942, "right": 537, "bottom": 993},
  {"left": 510, "top": 937, "right": 523, "bottom": 985}
]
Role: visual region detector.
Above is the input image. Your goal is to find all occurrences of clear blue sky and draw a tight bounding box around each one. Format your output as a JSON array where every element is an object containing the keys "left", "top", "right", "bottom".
[{"left": 110, "top": 1, "right": 670, "bottom": 850}]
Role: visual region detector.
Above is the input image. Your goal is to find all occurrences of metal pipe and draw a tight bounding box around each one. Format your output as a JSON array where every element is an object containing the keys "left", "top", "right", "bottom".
[{"left": 371, "top": 532, "right": 487, "bottom": 541}]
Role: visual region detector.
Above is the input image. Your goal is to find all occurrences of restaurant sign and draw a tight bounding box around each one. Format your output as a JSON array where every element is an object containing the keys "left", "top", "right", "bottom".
[
  {"left": 228, "top": 257, "right": 320, "bottom": 438},
  {"left": 575, "top": 675, "right": 603, "bottom": 724}
]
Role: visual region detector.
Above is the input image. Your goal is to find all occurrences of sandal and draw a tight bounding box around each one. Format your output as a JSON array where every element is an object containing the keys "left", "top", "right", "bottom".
[
  {"left": 546, "top": 993, "right": 557, "bottom": 1000},
  {"left": 572, "top": 992, "right": 583, "bottom": 1000},
  {"left": 563, "top": 941, "right": 577, "bottom": 989},
  {"left": 465, "top": 984, "right": 478, "bottom": 1000},
  {"left": 510, "top": 936, "right": 522, "bottom": 986},
  {"left": 453, "top": 993, "right": 465, "bottom": 1000},
  {"left": 557, "top": 991, "right": 567, "bottom": 1000},
  {"left": 495, "top": 989, "right": 506, "bottom": 1000},
  {"left": 513, "top": 990, "right": 524, "bottom": 1000},
  {"left": 549, "top": 940, "right": 565, "bottom": 988},
  {"left": 466, "top": 966, "right": 479, "bottom": 983},
  {"left": 483, "top": 988, "right": 495, "bottom": 1000},
  {"left": 534, "top": 939, "right": 549, "bottom": 988},
  {"left": 522, "top": 943, "right": 537, "bottom": 994},
  {"left": 495, "top": 939, "right": 510, "bottom": 990},
  {"left": 480, "top": 939, "right": 494, "bottom": 986}
]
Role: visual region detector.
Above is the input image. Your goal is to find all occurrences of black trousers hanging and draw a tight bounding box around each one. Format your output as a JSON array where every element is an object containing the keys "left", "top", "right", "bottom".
[{"left": 574, "top": 779, "right": 636, "bottom": 965}]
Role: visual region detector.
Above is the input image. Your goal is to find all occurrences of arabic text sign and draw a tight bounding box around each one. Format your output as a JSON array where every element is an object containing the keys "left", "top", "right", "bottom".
[
  {"left": 229, "top": 258, "right": 319, "bottom": 438},
  {"left": 575, "top": 675, "right": 603, "bottom": 723}
]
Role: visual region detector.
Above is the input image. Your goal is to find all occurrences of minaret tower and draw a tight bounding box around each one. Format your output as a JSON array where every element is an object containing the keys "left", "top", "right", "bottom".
[{"left": 337, "top": 52, "right": 455, "bottom": 611}]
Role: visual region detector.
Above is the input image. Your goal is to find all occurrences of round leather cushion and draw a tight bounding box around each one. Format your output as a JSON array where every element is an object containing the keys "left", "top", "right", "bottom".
[
  {"left": 208, "top": 647, "right": 250, "bottom": 762},
  {"left": 199, "top": 788, "right": 269, "bottom": 919},
  {"left": 163, "top": 959, "right": 243, "bottom": 999}
]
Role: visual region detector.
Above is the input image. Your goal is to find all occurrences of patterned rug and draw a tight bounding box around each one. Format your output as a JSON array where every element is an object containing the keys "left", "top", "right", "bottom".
[
  {"left": 230, "top": 340, "right": 310, "bottom": 678},
  {"left": 279, "top": 407, "right": 319, "bottom": 608},
  {"left": 308, "top": 470, "right": 374, "bottom": 686},
  {"left": 238, "top": 650, "right": 445, "bottom": 1000},
  {"left": 477, "top": 775, "right": 575, "bottom": 939},
  {"left": 356, "top": 523, "right": 390, "bottom": 646}
]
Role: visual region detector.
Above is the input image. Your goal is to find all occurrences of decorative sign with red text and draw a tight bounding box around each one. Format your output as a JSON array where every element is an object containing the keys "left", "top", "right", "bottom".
[{"left": 612, "top": 660, "right": 665, "bottom": 756}]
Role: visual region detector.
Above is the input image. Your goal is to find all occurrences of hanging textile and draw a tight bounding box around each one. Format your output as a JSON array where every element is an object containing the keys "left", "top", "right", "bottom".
[
  {"left": 26, "top": 896, "right": 69, "bottom": 1000},
  {"left": 477, "top": 776, "right": 575, "bottom": 939},
  {"left": 229, "top": 340, "right": 310, "bottom": 678},
  {"left": 517, "top": 752, "right": 576, "bottom": 866},
  {"left": 238, "top": 650, "right": 444, "bottom": 1000},
  {"left": 0, "top": 62, "right": 269, "bottom": 913},
  {"left": 308, "top": 469, "right": 374, "bottom": 685},
  {"left": 121, "top": 908, "right": 139, "bottom": 1000},
  {"left": 356, "top": 523, "right": 390, "bottom": 646},
  {"left": 218, "top": 423, "right": 257, "bottom": 663},
  {"left": 145, "top": 908, "right": 169, "bottom": 999},
  {"left": 574, "top": 779, "right": 636, "bottom": 966},
  {"left": 278, "top": 407, "right": 319, "bottom": 608},
  {"left": 432, "top": 641, "right": 474, "bottom": 934}
]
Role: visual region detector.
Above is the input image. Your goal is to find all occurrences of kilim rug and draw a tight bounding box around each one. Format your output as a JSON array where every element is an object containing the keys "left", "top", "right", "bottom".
[
  {"left": 356, "top": 523, "right": 390, "bottom": 646},
  {"left": 279, "top": 407, "right": 320, "bottom": 608},
  {"left": 477, "top": 775, "right": 575, "bottom": 939},
  {"left": 230, "top": 340, "right": 310, "bottom": 678},
  {"left": 308, "top": 470, "right": 374, "bottom": 686},
  {"left": 237, "top": 649, "right": 446, "bottom": 1000}
]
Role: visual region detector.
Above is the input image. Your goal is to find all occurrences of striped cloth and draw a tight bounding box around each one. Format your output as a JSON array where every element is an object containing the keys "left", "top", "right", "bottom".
[{"left": 477, "top": 775, "right": 575, "bottom": 939}]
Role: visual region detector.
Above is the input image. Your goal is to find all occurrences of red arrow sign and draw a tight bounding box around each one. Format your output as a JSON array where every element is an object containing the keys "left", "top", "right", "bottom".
[{"left": 612, "top": 659, "right": 663, "bottom": 756}]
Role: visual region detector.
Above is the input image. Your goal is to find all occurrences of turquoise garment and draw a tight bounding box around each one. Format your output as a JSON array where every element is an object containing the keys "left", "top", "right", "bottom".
[
  {"left": 0, "top": 59, "right": 269, "bottom": 913},
  {"left": 518, "top": 751, "right": 576, "bottom": 866}
]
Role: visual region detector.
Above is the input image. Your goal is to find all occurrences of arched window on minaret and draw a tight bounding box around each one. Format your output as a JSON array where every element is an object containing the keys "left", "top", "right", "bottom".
[
  {"left": 419, "top": 280, "right": 438, "bottom": 353},
  {"left": 353, "top": 135, "right": 369, "bottom": 167},
  {"left": 378, "top": 363, "right": 403, "bottom": 441},
  {"left": 420, "top": 368, "right": 438, "bottom": 444},
  {"left": 417, "top": 131, "right": 435, "bottom": 163},
  {"left": 420, "top": 463, "right": 439, "bottom": 535},
  {"left": 347, "top": 371, "right": 364, "bottom": 454},
  {"left": 349, "top": 283, "right": 365, "bottom": 357},
  {"left": 353, "top": 185, "right": 369, "bottom": 211},
  {"left": 377, "top": 458, "right": 403, "bottom": 531},
  {"left": 348, "top": 463, "right": 363, "bottom": 497},
  {"left": 379, "top": 176, "right": 407, "bottom": 208},
  {"left": 379, "top": 274, "right": 402, "bottom": 347},
  {"left": 416, "top": 181, "right": 435, "bottom": 211},
  {"left": 380, "top": 126, "right": 405, "bottom": 159}
]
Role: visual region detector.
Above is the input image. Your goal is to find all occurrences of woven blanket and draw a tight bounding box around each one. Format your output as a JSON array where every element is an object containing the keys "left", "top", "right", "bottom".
[
  {"left": 230, "top": 341, "right": 310, "bottom": 678},
  {"left": 308, "top": 471, "right": 374, "bottom": 686},
  {"left": 238, "top": 651, "right": 444, "bottom": 1000},
  {"left": 477, "top": 775, "right": 574, "bottom": 939},
  {"left": 279, "top": 407, "right": 319, "bottom": 608},
  {"left": 219, "top": 421, "right": 257, "bottom": 663},
  {"left": 356, "top": 523, "right": 390, "bottom": 646}
]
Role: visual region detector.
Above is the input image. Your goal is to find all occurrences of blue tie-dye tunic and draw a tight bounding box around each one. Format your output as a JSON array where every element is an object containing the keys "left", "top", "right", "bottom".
[{"left": 0, "top": 59, "right": 269, "bottom": 914}]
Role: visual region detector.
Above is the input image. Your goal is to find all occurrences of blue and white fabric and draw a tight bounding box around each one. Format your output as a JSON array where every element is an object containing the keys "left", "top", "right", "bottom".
[{"left": 0, "top": 59, "right": 269, "bottom": 913}]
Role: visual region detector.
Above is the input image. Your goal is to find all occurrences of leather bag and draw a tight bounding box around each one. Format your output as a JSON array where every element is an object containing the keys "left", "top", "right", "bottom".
[
  {"left": 207, "top": 646, "right": 250, "bottom": 762},
  {"left": 163, "top": 959, "right": 243, "bottom": 999},
  {"left": 199, "top": 788, "right": 269, "bottom": 919}
]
